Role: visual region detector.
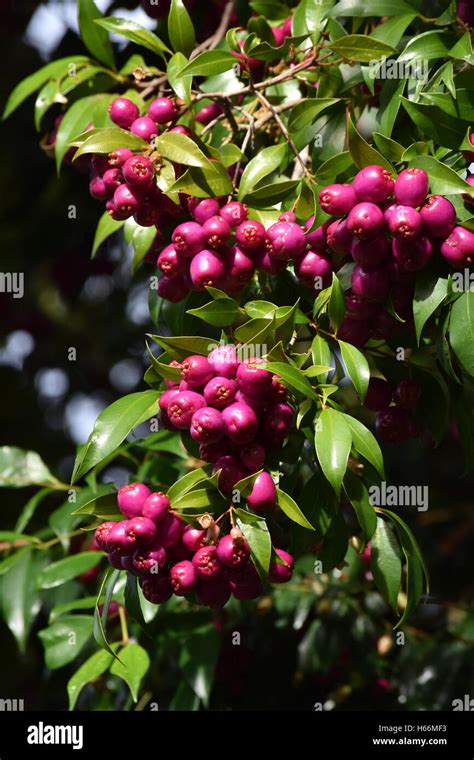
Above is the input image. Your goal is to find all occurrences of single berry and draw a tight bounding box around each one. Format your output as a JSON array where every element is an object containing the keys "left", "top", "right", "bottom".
[
  {"left": 394, "top": 379, "right": 422, "bottom": 409},
  {"left": 337, "top": 317, "right": 372, "bottom": 347},
  {"left": 440, "top": 226, "right": 474, "bottom": 268},
  {"left": 118, "top": 482, "right": 151, "bottom": 518},
  {"left": 172, "top": 221, "right": 205, "bottom": 257},
  {"left": 108, "top": 148, "right": 133, "bottom": 167},
  {"left": 262, "top": 402, "right": 294, "bottom": 444},
  {"left": 222, "top": 402, "right": 258, "bottom": 445},
  {"left": 351, "top": 265, "right": 390, "bottom": 302},
  {"left": 208, "top": 344, "right": 239, "bottom": 378},
  {"left": 195, "top": 102, "right": 224, "bottom": 125},
  {"left": 392, "top": 236, "right": 433, "bottom": 271},
  {"left": 157, "top": 275, "right": 189, "bottom": 302},
  {"left": 319, "top": 184, "right": 357, "bottom": 216},
  {"left": 148, "top": 96, "right": 178, "bottom": 124},
  {"left": 223, "top": 245, "right": 255, "bottom": 289},
  {"left": 202, "top": 215, "right": 232, "bottom": 249},
  {"left": 132, "top": 546, "right": 167, "bottom": 575},
  {"left": 94, "top": 521, "right": 116, "bottom": 551},
  {"left": 216, "top": 534, "right": 250, "bottom": 569},
  {"left": 190, "top": 406, "right": 225, "bottom": 443},
  {"left": 102, "top": 168, "right": 123, "bottom": 193},
  {"left": 326, "top": 219, "right": 353, "bottom": 255},
  {"left": 345, "top": 289, "right": 378, "bottom": 321},
  {"left": 351, "top": 234, "right": 389, "bottom": 270},
  {"left": 364, "top": 378, "right": 392, "bottom": 412},
  {"left": 394, "top": 168, "right": 429, "bottom": 207},
  {"left": 89, "top": 175, "right": 110, "bottom": 201},
  {"left": 199, "top": 440, "right": 231, "bottom": 463},
  {"left": 182, "top": 525, "right": 207, "bottom": 552},
  {"left": 125, "top": 516, "right": 157, "bottom": 548},
  {"left": 170, "top": 560, "right": 197, "bottom": 595},
  {"left": 155, "top": 512, "right": 182, "bottom": 548},
  {"left": 122, "top": 155, "right": 155, "bottom": 187},
  {"left": 157, "top": 244, "right": 188, "bottom": 276},
  {"left": 254, "top": 247, "right": 287, "bottom": 274},
  {"left": 353, "top": 165, "right": 394, "bottom": 204},
  {"left": 130, "top": 117, "right": 158, "bottom": 142},
  {"left": 268, "top": 548, "right": 294, "bottom": 583},
  {"left": 167, "top": 390, "right": 206, "bottom": 428},
  {"left": 113, "top": 184, "right": 142, "bottom": 217},
  {"left": 213, "top": 454, "right": 247, "bottom": 492},
  {"left": 109, "top": 98, "right": 139, "bottom": 129},
  {"left": 236, "top": 219, "right": 266, "bottom": 252},
  {"left": 304, "top": 217, "right": 328, "bottom": 251},
  {"left": 181, "top": 354, "right": 214, "bottom": 388},
  {"left": 420, "top": 195, "right": 456, "bottom": 238},
  {"left": 196, "top": 578, "right": 231, "bottom": 608},
  {"left": 220, "top": 201, "right": 248, "bottom": 227},
  {"left": 106, "top": 520, "right": 136, "bottom": 555},
  {"left": 142, "top": 492, "right": 170, "bottom": 524},
  {"left": 375, "top": 407, "right": 417, "bottom": 443},
  {"left": 247, "top": 471, "right": 277, "bottom": 510},
  {"left": 230, "top": 563, "right": 263, "bottom": 599},
  {"left": 192, "top": 545, "right": 226, "bottom": 581},
  {"left": 294, "top": 250, "right": 332, "bottom": 290},
  {"left": 235, "top": 389, "right": 268, "bottom": 414},
  {"left": 236, "top": 359, "right": 272, "bottom": 396},
  {"left": 190, "top": 249, "right": 225, "bottom": 289},
  {"left": 189, "top": 197, "right": 220, "bottom": 225},
  {"left": 141, "top": 576, "right": 173, "bottom": 604},
  {"left": 267, "top": 221, "right": 306, "bottom": 260},
  {"left": 387, "top": 205, "right": 422, "bottom": 240},
  {"left": 203, "top": 376, "right": 238, "bottom": 409},
  {"left": 240, "top": 442, "right": 266, "bottom": 472},
  {"left": 347, "top": 202, "right": 384, "bottom": 239}
]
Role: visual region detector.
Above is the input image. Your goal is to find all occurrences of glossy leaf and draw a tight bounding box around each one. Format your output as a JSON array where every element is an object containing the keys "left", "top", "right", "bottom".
[
  {"left": 39, "top": 615, "right": 92, "bottom": 669},
  {"left": 235, "top": 508, "right": 272, "bottom": 576},
  {"left": 328, "top": 34, "right": 397, "bottom": 62},
  {"left": 413, "top": 270, "right": 448, "bottom": 344},
  {"left": 156, "top": 132, "right": 212, "bottom": 168},
  {"left": 92, "top": 211, "right": 124, "bottom": 258},
  {"left": 450, "top": 292, "right": 474, "bottom": 377},
  {"left": 344, "top": 471, "right": 377, "bottom": 543},
  {"left": 344, "top": 414, "right": 385, "bottom": 478},
  {"left": 265, "top": 362, "right": 319, "bottom": 399},
  {"left": 276, "top": 488, "right": 315, "bottom": 530},
  {"left": 78, "top": 0, "right": 115, "bottom": 68},
  {"left": 168, "top": 0, "right": 196, "bottom": 57},
  {"left": 314, "top": 408, "right": 352, "bottom": 498},
  {"left": 371, "top": 516, "right": 402, "bottom": 613},
  {"left": 0, "top": 447, "right": 60, "bottom": 488},
  {"left": 347, "top": 113, "right": 393, "bottom": 172},
  {"left": 238, "top": 144, "right": 288, "bottom": 201},
  {"left": 181, "top": 50, "right": 238, "bottom": 77},
  {"left": 37, "top": 552, "right": 104, "bottom": 589},
  {"left": 339, "top": 340, "right": 370, "bottom": 401},
  {"left": 68, "top": 648, "right": 114, "bottom": 710},
  {"left": 110, "top": 643, "right": 150, "bottom": 702},
  {"left": 94, "top": 16, "right": 171, "bottom": 56}
]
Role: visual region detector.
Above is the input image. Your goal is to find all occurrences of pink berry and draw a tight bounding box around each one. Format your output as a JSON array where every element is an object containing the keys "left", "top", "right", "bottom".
[
  {"left": 141, "top": 575, "right": 172, "bottom": 604},
  {"left": 190, "top": 406, "right": 225, "bottom": 443},
  {"left": 148, "top": 96, "right": 178, "bottom": 124},
  {"left": 304, "top": 217, "right": 328, "bottom": 251},
  {"left": 132, "top": 546, "right": 167, "bottom": 575},
  {"left": 247, "top": 471, "right": 276, "bottom": 510},
  {"left": 142, "top": 492, "right": 170, "bottom": 524},
  {"left": 170, "top": 560, "right": 197, "bottom": 595},
  {"left": 130, "top": 116, "right": 158, "bottom": 142},
  {"left": 319, "top": 184, "right": 357, "bottom": 216},
  {"left": 189, "top": 197, "right": 220, "bottom": 225},
  {"left": 195, "top": 102, "right": 224, "bottom": 126},
  {"left": 182, "top": 525, "right": 207, "bottom": 552},
  {"left": 192, "top": 545, "right": 225, "bottom": 581},
  {"left": 240, "top": 442, "right": 265, "bottom": 472},
  {"left": 216, "top": 534, "right": 250, "bottom": 569},
  {"left": 108, "top": 148, "right": 133, "bottom": 167},
  {"left": 106, "top": 521, "right": 136, "bottom": 555},
  {"left": 202, "top": 215, "right": 231, "bottom": 249},
  {"left": 181, "top": 354, "right": 214, "bottom": 388},
  {"left": 222, "top": 402, "right": 258, "bottom": 445},
  {"left": 268, "top": 548, "right": 294, "bottom": 583},
  {"left": 189, "top": 249, "right": 225, "bottom": 289},
  {"left": 109, "top": 98, "right": 139, "bottom": 129},
  {"left": 394, "top": 168, "right": 429, "bottom": 207},
  {"left": 118, "top": 483, "right": 152, "bottom": 518},
  {"left": 236, "top": 360, "right": 272, "bottom": 396},
  {"left": 113, "top": 184, "right": 142, "bottom": 217},
  {"left": 267, "top": 221, "right": 306, "bottom": 260},
  {"left": 326, "top": 219, "right": 353, "bottom": 254},
  {"left": 392, "top": 236, "right": 433, "bottom": 271},
  {"left": 294, "top": 250, "right": 332, "bottom": 290},
  {"left": 441, "top": 226, "right": 474, "bottom": 268},
  {"left": 89, "top": 175, "right": 110, "bottom": 200},
  {"left": 213, "top": 454, "right": 247, "bottom": 492},
  {"left": 262, "top": 402, "right": 294, "bottom": 445},
  {"left": 353, "top": 165, "right": 394, "bottom": 204},
  {"left": 125, "top": 516, "right": 157, "bottom": 548},
  {"left": 157, "top": 275, "right": 189, "bottom": 302},
  {"left": 102, "top": 168, "right": 123, "bottom": 193},
  {"left": 387, "top": 205, "right": 422, "bottom": 239},
  {"left": 122, "top": 155, "right": 155, "bottom": 187},
  {"left": 94, "top": 521, "right": 116, "bottom": 551},
  {"left": 351, "top": 234, "right": 389, "bottom": 270},
  {"left": 172, "top": 221, "right": 205, "bottom": 257},
  {"left": 420, "top": 195, "right": 456, "bottom": 238},
  {"left": 154, "top": 512, "right": 182, "bottom": 548},
  {"left": 157, "top": 244, "right": 188, "bottom": 276},
  {"left": 236, "top": 219, "right": 266, "bottom": 252},
  {"left": 220, "top": 201, "right": 248, "bottom": 227},
  {"left": 167, "top": 390, "right": 206, "bottom": 428},
  {"left": 203, "top": 376, "right": 238, "bottom": 409},
  {"left": 347, "top": 202, "right": 384, "bottom": 239},
  {"left": 254, "top": 247, "right": 287, "bottom": 274},
  {"left": 351, "top": 265, "right": 390, "bottom": 302}
]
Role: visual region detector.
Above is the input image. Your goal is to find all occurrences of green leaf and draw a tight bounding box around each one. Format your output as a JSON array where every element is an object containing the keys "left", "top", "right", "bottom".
[
  {"left": 238, "top": 144, "right": 288, "bottom": 201},
  {"left": 167, "top": 465, "right": 214, "bottom": 502},
  {"left": 179, "top": 627, "right": 220, "bottom": 708},
  {"left": 383, "top": 509, "right": 428, "bottom": 625},
  {"left": 311, "top": 334, "right": 333, "bottom": 383},
  {"left": 450, "top": 292, "right": 474, "bottom": 377},
  {"left": 149, "top": 334, "right": 214, "bottom": 360},
  {"left": 72, "top": 390, "right": 160, "bottom": 482},
  {"left": 347, "top": 113, "right": 393, "bottom": 172},
  {"left": 2, "top": 56, "right": 91, "bottom": 120},
  {"left": 49, "top": 596, "right": 100, "bottom": 623},
  {"left": 168, "top": 0, "right": 196, "bottom": 57},
  {"left": 400, "top": 98, "right": 467, "bottom": 151},
  {"left": 74, "top": 127, "right": 149, "bottom": 158},
  {"left": 370, "top": 14, "right": 416, "bottom": 48},
  {"left": 244, "top": 180, "right": 300, "bottom": 206},
  {"left": 328, "top": 34, "right": 397, "bottom": 62},
  {"left": 344, "top": 414, "right": 385, "bottom": 479},
  {"left": 92, "top": 212, "right": 124, "bottom": 258},
  {"left": 15, "top": 487, "right": 51, "bottom": 534},
  {"left": 235, "top": 509, "right": 272, "bottom": 577},
  {"left": 329, "top": 272, "right": 345, "bottom": 331},
  {"left": 371, "top": 516, "right": 402, "bottom": 613},
  {"left": 0, "top": 447, "right": 60, "bottom": 488},
  {"left": 68, "top": 647, "right": 114, "bottom": 710},
  {"left": 155, "top": 131, "right": 212, "bottom": 168},
  {"left": 292, "top": 0, "right": 333, "bottom": 42},
  {"left": 181, "top": 50, "right": 237, "bottom": 77},
  {"left": 1, "top": 549, "right": 38, "bottom": 652},
  {"left": 173, "top": 488, "right": 224, "bottom": 514},
  {"left": 93, "top": 569, "right": 121, "bottom": 658},
  {"left": 338, "top": 340, "right": 370, "bottom": 401},
  {"left": 167, "top": 52, "right": 192, "bottom": 104},
  {"left": 37, "top": 552, "right": 103, "bottom": 589},
  {"left": 314, "top": 408, "right": 352, "bottom": 498},
  {"left": 265, "top": 362, "right": 319, "bottom": 400},
  {"left": 110, "top": 643, "right": 150, "bottom": 702},
  {"left": 170, "top": 164, "right": 232, "bottom": 197},
  {"left": 55, "top": 95, "right": 109, "bottom": 171},
  {"left": 413, "top": 270, "right": 448, "bottom": 344},
  {"left": 372, "top": 132, "right": 405, "bottom": 163},
  {"left": 78, "top": 0, "right": 115, "bottom": 68},
  {"left": 70, "top": 484, "right": 117, "bottom": 517},
  {"left": 124, "top": 574, "right": 148, "bottom": 631},
  {"left": 276, "top": 488, "right": 315, "bottom": 530},
  {"left": 344, "top": 471, "right": 376, "bottom": 543},
  {"left": 409, "top": 155, "right": 474, "bottom": 197},
  {"left": 130, "top": 224, "right": 158, "bottom": 273},
  {"left": 94, "top": 16, "right": 171, "bottom": 56},
  {"left": 39, "top": 615, "right": 92, "bottom": 669},
  {"left": 398, "top": 29, "right": 451, "bottom": 63},
  {"left": 288, "top": 98, "right": 340, "bottom": 132},
  {"left": 187, "top": 298, "right": 241, "bottom": 327},
  {"left": 330, "top": 0, "right": 418, "bottom": 15}
]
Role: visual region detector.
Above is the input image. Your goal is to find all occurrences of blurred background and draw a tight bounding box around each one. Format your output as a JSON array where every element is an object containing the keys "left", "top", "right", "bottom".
[{"left": 0, "top": 0, "right": 473, "bottom": 711}]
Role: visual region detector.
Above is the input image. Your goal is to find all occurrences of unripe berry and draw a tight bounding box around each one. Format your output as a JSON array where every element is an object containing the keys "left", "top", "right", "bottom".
[
  {"left": 109, "top": 98, "right": 139, "bottom": 129},
  {"left": 182, "top": 524, "right": 207, "bottom": 552},
  {"left": 326, "top": 219, "right": 353, "bottom": 255},
  {"left": 157, "top": 274, "right": 189, "bottom": 302},
  {"left": 294, "top": 250, "right": 332, "bottom": 289},
  {"left": 319, "top": 184, "right": 357, "bottom": 216},
  {"left": 192, "top": 545, "right": 225, "bottom": 581},
  {"left": 247, "top": 471, "right": 276, "bottom": 510},
  {"left": 213, "top": 454, "right": 247, "bottom": 492},
  {"left": 387, "top": 205, "right": 422, "bottom": 239},
  {"left": 364, "top": 378, "right": 392, "bottom": 412},
  {"left": 353, "top": 165, "right": 394, "bottom": 204},
  {"left": 236, "top": 219, "right": 266, "bottom": 252},
  {"left": 267, "top": 221, "right": 306, "bottom": 260},
  {"left": 208, "top": 344, "right": 239, "bottom": 378},
  {"left": 216, "top": 534, "right": 250, "bottom": 569},
  {"left": 262, "top": 402, "right": 294, "bottom": 444},
  {"left": 170, "top": 560, "right": 197, "bottom": 595},
  {"left": 113, "top": 184, "right": 142, "bottom": 217},
  {"left": 189, "top": 197, "right": 220, "bottom": 224},
  {"left": 440, "top": 226, "right": 474, "bottom": 268},
  {"left": 94, "top": 521, "right": 116, "bottom": 551},
  {"left": 89, "top": 175, "right": 110, "bottom": 200},
  {"left": 189, "top": 249, "right": 225, "bottom": 289},
  {"left": 157, "top": 244, "right": 188, "bottom": 276},
  {"left": 132, "top": 545, "right": 167, "bottom": 575},
  {"left": 230, "top": 563, "right": 263, "bottom": 599},
  {"left": 118, "top": 482, "right": 152, "bottom": 518},
  {"left": 190, "top": 406, "right": 225, "bottom": 443},
  {"left": 268, "top": 548, "right": 294, "bottom": 583},
  {"left": 351, "top": 265, "right": 390, "bottom": 302},
  {"left": 220, "top": 201, "right": 248, "bottom": 227},
  {"left": 394, "top": 379, "right": 422, "bottom": 409},
  {"left": 236, "top": 360, "right": 272, "bottom": 396},
  {"left": 347, "top": 202, "right": 384, "bottom": 239},
  {"left": 392, "top": 235, "right": 433, "bottom": 271},
  {"left": 196, "top": 578, "right": 231, "bottom": 608},
  {"left": 223, "top": 245, "right": 255, "bottom": 288},
  {"left": 167, "top": 390, "right": 206, "bottom": 428},
  {"left": 240, "top": 442, "right": 265, "bottom": 472},
  {"left": 130, "top": 116, "right": 158, "bottom": 142},
  {"left": 351, "top": 234, "right": 389, "bottom": 270},
  {"left": 375, "top": 407, "right": 416, "bottom": 443},
  {"left": 195, "top": 102, "right": 224, "bottom": 125},
  {"left": 203, "top": 376, "right": 238, "bottom": 409},
  {"left": 222, "top": 402, "right": 258, "bottom": 445},
  {"left": 337, "top": 317, "right": 372, "bottom": 347},
  {"left": 181, "top": 354, "right": 214, "bottom": 388},
  {"left": 420, "top": 195, "right": 456, "bottom": 238},
  {"left": 155, "top": 512, "right": 182, "bottom": 548},
  {"left": 142, "top": 492, "right": 170, "bottom": 524},
  {"left": 172, "top": 221, "right": 205, "bottom": 257},
  {"left": 108, "top": 148, "right": 133, "bottom": 167},
  {"left": 141, "top": 575, "right": 172, "bottom": 604},
  {"left": 394, "top": 168, "right": 429, "bottom": 207},
  {"left": 102, "top": 168, "right": 123, "bottom": 193},
  {"left": 202, "top": 215, "right": 231, "bottom": 249},
  {"left": 345, "top": 289, "right": 378, "bottom": 321},
  {"left": 148, "top": 96, "right": 178, "bottom": 124},
  {"left": 122, "top": 155, "right": 154, "bottom": 187}
]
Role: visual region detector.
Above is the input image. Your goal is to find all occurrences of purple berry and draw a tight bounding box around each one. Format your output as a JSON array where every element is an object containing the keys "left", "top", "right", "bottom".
[
  {"left": 392, "top": 236, "right": 433, "bottom": 271},
  {"left": 94, "top": 521, "right": 116, "bottom": 551},
  {"left": 319, "top": 183, "right": 357, "bottom": 216},
  {"left": 202, "top": 215, "right": 231, "bottom": 249},
  {"left": 117, "top": 483, "right": 152, "bottom": 519},
  {"left": 254, "top": 247, "right": 287, "bottom": 274},
  {"left": 294, "top": 249, "right": 332, "bottom": 290},
  {"left": 106, "top": 520, "right": 136, "bottom": 555},
  {"left": 364, "top": 378, "right": 392, "bottom": 411},
  {"left": 122, "top": 155, "right": 154, "bottom": 187},
  {"left": 167, "top": 390, "right": 206, "bottom": 428},
  {"left": 268, "top": 548, "right": 294, "bottom": 583},
  {"left": 267, "top": 221, "right": 306, "bottom": 260},
  {"left": 208, "top": 345, "right": 238, "bottom": 379},
  {"left": 458, "top": 0, "right": 474, "bottom": 25},
  {"left": 113, "top": 184, "right": 142, "bottom": 217},
  {"left": 440, "top": 226, "right": 474, "bottom": 268},
  {"left": 189, "top": 249, "right": 225, "bottom": 289},
  {"left": 203, "top": 376, "right": 238, "bottom": 409},
  {"left": 89, "top": 175, "right": 110, "bottom": 200},
  {"left": 157, "top": 275, "right": 189, "bottom": 302},
  {"left": 353, "top": 165, "right": 394, "bottom": 204},
  {"left": 220, "top": 201, "right": 248, "bottom": 227},
  {"left": 125, "top": 516, "right": 157, "bottom": 548},
  {"left": 182, "top": 525, "right": 207, "bottom": 552},
  {"left": 351, "top": 234, "right": 389, "bottom": 270},
  {"left": 108, "top": 148, "right": 133, "bottom": 167},
  {"left": 195, "top": 102, "right": 224, "bottom": 126},
  {"left": 199, "top": 440, "right": 231, "bottom": 463},
  {"left": 157, "top": 244, "right": 188, "bottom": 276},
  {"left": 141, "top": 575, "right": 172, "bottom": 604},
  {"left": 172, "top": 221, "right": 205, "bottom": 257},
  {"left": 213, "top": 454, "right": 247, "bottom": 492},
  {"left": 102, "top": 168, "right": 123, "bottom": 193},
  {"left": 345, "top": 289, "right": 378, "bottom": 321},
  {"left": 387, "top": 205, "right": 422, "bottom": 239},
  {"left": 109, "top": 98, "right": 139, "bottom": 129},
  {"left": 216, "top": 534, "right": 250, "bottom": 569},
  {"left": 130, "top": 116, "right": 158, "bottom": 142},
  {"left": 181, "top": 354, "right": 214, "bottom": 388},
  {"left": 222, "top": 402, "right": 258, "bottom": 445},
  {"left": 236, "top": 219, "right": 266, "bottom": 252},
  {"left": 190, "top": 406, "right": 225, "bottom": 443},
  {"left": 375, "top": 407, "right": 416, "bottom": 444},
  {"left": 247, "top": 471, "right": 276, "bottom": 510},
  {"left": 420, "top": 195, "right": 456, "bottom": 238},
  {"left": 189, "top": 197, "right": 220, "bottom": 225},
  {"left": 304, "top": 218, "right": 328, "bottom": 251},
  {"left": 132, "top": 545, "right": 167, "bottom": 575},
  {"left": 170, "top": 560, "right": 197, "bottom": 595},
  {"left": 142, "top": 492, "right": 170, "bottom": 524},
  {"left": 394, "top": 379, "right": 421, "bottom": 409},
  {"left": 240, "top": 442, "right": 265, "bottom": 471},
  {"left": 147, "top": 96, "right": 178, "bottom": 124},
  {"left": 192, "top": 545, "right": 225, "bottom": 581},
  {"left": 236, "top": 360, "right": 272, "bottom": 396},
  {"left": 337, "top": 317, "right": 372, "bottom": 347},
  {"left": 196, "top": 578, "right": 231, "bottom": 608},
  {"left": 154, "top": 512, "right": 182, "bottom": 548},
  {"left": 351, "top": 265, "right": 390, "bottom": 302},
  {"left": 347, "top": 202, "right": 384, "bottom": 239},
  {"left": 326, "top": 219, "right": 353, "bottom": 255},
  {"left": 262, "top": 402, "right": 294, "bottom": 444},
  {"left": 394, "top": 168, "right": 429, "bottom": 207},
  {"left": 230, "top": 563, "right": 263, "bottom": 599},
  {"left": 223, "top": 245, "right": 255, "bottom": 290}
]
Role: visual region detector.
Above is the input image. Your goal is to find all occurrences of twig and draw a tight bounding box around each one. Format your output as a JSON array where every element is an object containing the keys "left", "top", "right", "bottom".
[{"left": 139, "top": 75, "right": 168, "bottom": 100}]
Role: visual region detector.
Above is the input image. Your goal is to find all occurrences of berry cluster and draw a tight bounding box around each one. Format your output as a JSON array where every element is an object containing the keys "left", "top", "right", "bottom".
[
  {"left": 94, "top": 483, "right": 294, "bottom": 609},
  {"left": 160, "top": 345, "right": 294, "bottom": 505},
  {"left": 363, "top": 376, "right": 422, "bottom": 444},
  {"left": 313, "top": 166, "right": 474, "bottom": 346},
  {"left": 157, "top": 203, "right": 334, "bottom": 302}
]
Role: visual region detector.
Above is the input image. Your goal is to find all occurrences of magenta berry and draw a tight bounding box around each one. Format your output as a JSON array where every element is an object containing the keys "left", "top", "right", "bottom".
[
  {"left": 141, "top": 576, "right": 173, "bottom": 604},
  {"left": 223, "top": 245, "right": 255, "bottom": 289},
  {"left": 337, "top": 317, "right": 372, "bottom": 347},
  {"left": 235, "top": 389, "right": 268, "bottom": 414},
  {"left": 420, "top": 195, "right": 456, "bottom": 238},
  {"left": 132, "top": 545, "right": 167, "bottom": 575},
  {"left": 458, "top": 0, "right": 474, "bottom": 25},
  {"left": 387, "top": 205, "right": 422, "bottom": 240},
  {"left": 353, "top": 165, "right": 394, "bottom": 204},
  {"left": 208, "top": 344, "right": 238, "bottom": 378},
  {"left": 236, "top": 219, "right": 266, "bottom": 252},
  {"left": 326, "top": 219, "right": 353, "bottom": 255},
  {"left": 440, "top": 226, "right": 474, "bottom": 268},
  {"left": 240, "top": 442, "right": 265, "bottom": 472},
  {"left": 157, "top": 244, "right": 188, "bottom": 276},
  {"left": 189, "top": 197, "right": 220, "bottom": 225},
  {"left": 89, "top": 175, "right": 110, "bottom": 200},
  {"left": 181, "top": 354, "right": 214, "bottom": 389},
  {"left": 142, "top": 492, "right": 170, "bottom": 524},
  {"left": 230, "top": 563, "right": 263, "bottom": 599},
  {"left": 263, "top": 402, "right": 294, "bottom": 444},
  {"left": 220, "top": 201, "right": 248, "bottom": 227},
  {"left": 267, "top": 221, "right": 306, "bottom": 260},
  {"left": 190, "top": 249, "right": 225, "bottom": 289},
  {"left": 364, "top": 378, "right": 392, "bottom": 412},
  {"left": 202, "top": 215, "right": 231, "bottom": 249},
  {"left": 319, "top": 183, "right": 357, "bottom": 216},
  {"left": 351, "top": 234, "right": 389, "bottom": 270},
  {"left": 167, "top": 390, "right": 206, "bottom": 428},
  {"left": 347, "top": 202, "right": 384, "bottom": 239},
  {"left": 203, "top": 376, "right": 238, "bottom": 409},
  {"left": 108, "top": 148, "right": 133, "bottom": 167},
  {"left": 247, "top": 471, "right": 276, "bottom": 510},
  {"left": 375, "top": 407, "right": 416, "bottom": 444},
  {"left": 113, "top": 184, "right": 142, "bottom": 217},
  {"left": 94, "top": 521, "right": 116, "bottom": 551},
  {"left": 192, "top": 545, "right": 225, "bottom": 581},
  {"left": 155, "top": 512, "right": 182, "bottom": 548},
  {"left": 394, "top": 379, "right": 422, "bottom": 409},
  {"left": 304, "top": 219, "right": 328, "bottom": 251},
  {"left": 109, "top": 97, "right": 139, "bottom": 129},
  {"left": 345, "top": 290, "right": 378, "bottom": 321},
  {"left": 147, "top": 96, "right": 178, "bottom": 124},
  {"left": 170, "top": 560, "right": 197, "bottom": 595},
  {"left": 172, "top": 221, "right": 205, "bottom": 257},
  {"left": 268, "top": 548, "right": 294, "bottom": 583},
  {"left": 351, "top": 265, "right": 390, "bottom": 302},
  {"left": 102, "top": 168, "right": 123, "bottom": 193},
  {"left": 90, "top": 154, "right": 110, "bottom": 174},
  {"left": 394, "top": 168, "right": 429, "bottom": 207},
  {"left": 125, "top": 516, "right": 157, "bottom": 548},
  {"left": 213, "top": 454, "right": 247, "bottom": 492},
  {"left": 182, "top": 524, "right": 207, "bottom": 552},
  {"left": 117, "top": 483, "right": 151, "bottom": 519},
  {"left": 190, "top": 406, "right": 225, "bottom": 444},
  {"left": 122, "top": 155, "right": 154, "bottom": 187},
  {"left": 196, "top": 578, "right": 231, "bottom": 608},
  {"left": 222, "top": 402, "right": 258, "bottom": 445},
  {"left": 392, "top": 235, "right": 433, "bottom": 271},
  {"left": 236, "top": 360, "right": 272, "bottom": 396},
  {"left": 130, "top": 116, "right": 158, "bottom": 142},
  {"left": 195, "top": 102, "right": 224, "bottom": 126},
  {"left": 157, "top": 275, "right": 189, "bottom": 302},
  {"left": 216, "top": 534, "right": 250, "bottom": 569},
  {"left": 254, "top": 247, "right": 287, "bottom": 274},
  {"left": 199, "top": 440, "right": 231, "bottom": 463},
  {"left": 106, "top": 521, "right": 136, "bottom": 555},
  {"left": 294, "top": 250, "right": 332, "bottom": 290}
]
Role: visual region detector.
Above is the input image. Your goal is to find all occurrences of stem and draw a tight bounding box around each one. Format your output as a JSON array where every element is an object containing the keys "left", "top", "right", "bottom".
[{"left": 119, "top": 605, "right": 129, "bottom": 645}]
